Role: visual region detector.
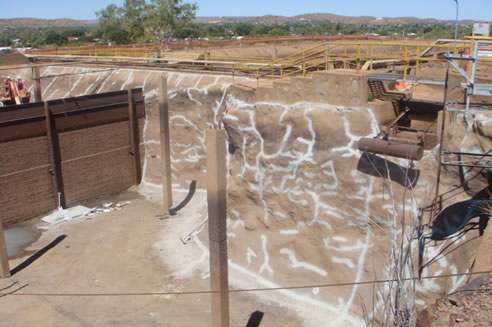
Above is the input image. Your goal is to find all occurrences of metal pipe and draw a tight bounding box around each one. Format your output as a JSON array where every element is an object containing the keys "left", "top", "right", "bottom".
[
  {"left": 442, "top": 163, "right": 491, "bottom": 168},
  {"left": 453, "top": 0, "right": 459, "bottom": 47},
  {"left": 444, "top": 151, "right": 492, "bottom": 157},
  {"left": 357, "top": 138, "right": 424, "bottom": 161}
]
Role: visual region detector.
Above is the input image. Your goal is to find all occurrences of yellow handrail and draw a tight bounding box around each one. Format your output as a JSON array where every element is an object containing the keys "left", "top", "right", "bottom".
[{"left": 31, "top": 38, "right": 491, "bottom": 83}]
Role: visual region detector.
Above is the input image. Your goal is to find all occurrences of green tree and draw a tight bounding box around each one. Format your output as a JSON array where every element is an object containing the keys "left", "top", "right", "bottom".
[
  {"left": 0, "top": 33, "right": 12, "bottom": 47},
  {"left": 144, "top": 0, "right": 198, "bottom": 41},
  {"left": 269, "top": 26, "right": 289, "bottom": 36},
  {"left": 96, "top": 0, "right": 197, "bottom": 44},
  {"left": 121, "top": 0, "right": 147, "bottom": 42},
  {"left": 45, "top": 30, "right": 68, "bottom": 46},
  {"left": 174, "top": 23, "right": 201, "bottom": 39},
  {"left": 96, "top": 4, "right": 132, "bottom": 44},
  {"left": 234, "top": 23, "right": 253, "bottom": 37}
]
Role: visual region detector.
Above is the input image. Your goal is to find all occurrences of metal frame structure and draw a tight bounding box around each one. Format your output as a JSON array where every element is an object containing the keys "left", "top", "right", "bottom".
[
  {"left": 432, "top": 36, "right": 492, "bottom": 217},
  {"left": 24, "top": 38, "right": 491, "bottom": 85},
  {"left": 445, "top": 37, "right": 492, "bottom": 110}
]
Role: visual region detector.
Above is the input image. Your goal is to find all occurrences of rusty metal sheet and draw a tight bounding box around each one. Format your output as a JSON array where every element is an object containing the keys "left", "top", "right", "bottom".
[
  {"left": 48, "top": 89, "right": 144, "bottom": 114},
  {"left": 0, "top": 88, "right": 145, "bottom": 142},
  {"left": 0, "top": 103, "right": 44, "bottom": 123},
  {"left": 52, "top": 101, "right": 144, "bottom": 132}
]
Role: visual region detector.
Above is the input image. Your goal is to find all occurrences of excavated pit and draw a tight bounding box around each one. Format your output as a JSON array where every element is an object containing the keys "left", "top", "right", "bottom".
[{"left": 1, "top": 63, "right": 491, "bottom": 326}]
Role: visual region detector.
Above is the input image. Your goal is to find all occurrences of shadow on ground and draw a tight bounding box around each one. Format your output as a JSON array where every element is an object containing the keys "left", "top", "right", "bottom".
[
  {"left": 11, "top": 235, "right": 66, "bottom": 276},
  {"left": 246, "top": 311, "right": 264, "bottom": 327},
  {"left": 357, "top": 152, "right": 420, "bottom": 189}
]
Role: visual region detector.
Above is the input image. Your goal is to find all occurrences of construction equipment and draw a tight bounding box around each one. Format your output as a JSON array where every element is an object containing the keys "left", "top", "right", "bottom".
[{"left": 0, "top": 77, "right": 30, "bottom": 106}]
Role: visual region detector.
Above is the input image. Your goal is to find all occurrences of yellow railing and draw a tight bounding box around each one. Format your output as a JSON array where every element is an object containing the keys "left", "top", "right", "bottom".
[{"left": 29, "top": 38, "right": 492, "bottom": 85}]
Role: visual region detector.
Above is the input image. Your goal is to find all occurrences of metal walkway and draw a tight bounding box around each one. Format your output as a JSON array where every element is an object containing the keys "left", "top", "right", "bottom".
[{"left": 368, "top": 74, "right": 445, "bottom": 85}]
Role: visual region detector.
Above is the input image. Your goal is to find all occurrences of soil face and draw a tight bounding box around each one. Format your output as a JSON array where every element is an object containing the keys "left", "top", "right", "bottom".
[
  {"left": 0, "top": 52, "right": 31, "bottom": 66},
  {"left": 0, "top": 189, "right": 301, "bottom": 327}
]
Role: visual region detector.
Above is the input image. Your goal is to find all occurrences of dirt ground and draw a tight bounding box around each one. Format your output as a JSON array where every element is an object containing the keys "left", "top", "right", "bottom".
[
  {"left": 0, "top": 188, "right": 301, "bottom": 327},
  {"left": 417, "top": 274, "right": 492, "bottom": 327}
]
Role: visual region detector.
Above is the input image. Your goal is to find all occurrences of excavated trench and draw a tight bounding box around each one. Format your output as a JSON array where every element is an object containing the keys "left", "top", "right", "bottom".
[{"left": 2, "top": 63, "right": 491, "bottom": 326}]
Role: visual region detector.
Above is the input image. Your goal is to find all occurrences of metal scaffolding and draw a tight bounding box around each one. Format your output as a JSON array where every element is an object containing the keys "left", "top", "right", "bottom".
[{"left": 432, "top": 37, "right": 492, "bottom": 217}]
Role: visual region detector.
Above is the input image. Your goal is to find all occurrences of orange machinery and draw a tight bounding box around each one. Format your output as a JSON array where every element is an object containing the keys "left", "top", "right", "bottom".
[{"left": 0, "top": 77, "right": 30, "bottom": 106}]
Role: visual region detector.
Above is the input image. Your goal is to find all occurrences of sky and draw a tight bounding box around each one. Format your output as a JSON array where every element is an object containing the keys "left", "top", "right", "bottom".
[{"left": 0, "top": 0, "right": 491, "bottom": 21}]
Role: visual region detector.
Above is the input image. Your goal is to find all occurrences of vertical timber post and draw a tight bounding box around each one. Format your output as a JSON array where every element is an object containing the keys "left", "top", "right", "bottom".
[
  {"left": 206, "top": 128, "right": 229, "bottom": 327},
  {"left": 45, "top": 101, "right": 60, "bottom": 209},
  {"left": 44, "top": 101, "right": 65, "bottom": 209},
  {"left": 159, "top": 77, "right": 173, "bottom": 214},
  {"left": 32, "top": 66, "right": 42, "bottom": 102},
  {"left": 127, "top": 88, "right": 141, "bottom": 185},
  {"left": 0, "top": 220, "right": 10, "bottom": 278},
  {"left": 431, "top": 62, "right": 451, "bottom": 222}
]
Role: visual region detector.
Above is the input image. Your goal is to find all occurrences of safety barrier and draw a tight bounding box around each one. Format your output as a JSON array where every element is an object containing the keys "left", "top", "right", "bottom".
[{"left": 25, "top": 37, "right": 492, "bottom": 85}]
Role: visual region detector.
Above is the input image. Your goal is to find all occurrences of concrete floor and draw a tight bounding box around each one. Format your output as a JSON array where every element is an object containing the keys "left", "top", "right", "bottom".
[{"left": 0, "top": 188, "right": 301, "bottom": 327}]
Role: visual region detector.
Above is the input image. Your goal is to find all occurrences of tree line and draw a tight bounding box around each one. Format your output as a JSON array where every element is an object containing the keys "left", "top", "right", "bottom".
[{"left": 1, "top": 0, "right": 489, "bottom": 49}]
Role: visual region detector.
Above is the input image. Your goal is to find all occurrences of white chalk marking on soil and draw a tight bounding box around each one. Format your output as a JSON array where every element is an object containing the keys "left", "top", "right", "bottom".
[
  {"left": 280, "top": 248, "right": 328, "bottom": 277},
  {"left": 331, "top": 256, "right": 355, "bottom": 269},
  {"left": 258, "top": 235, "right": 274, "bottom": 277},
  {"left": 279, "top": 230, "right": 299, "bottom": 235}
]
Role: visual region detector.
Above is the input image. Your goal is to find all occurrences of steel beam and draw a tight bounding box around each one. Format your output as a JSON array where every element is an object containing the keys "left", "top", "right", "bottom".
[{"left": 0, "top": 89, "right": 145, "bottom": 143}]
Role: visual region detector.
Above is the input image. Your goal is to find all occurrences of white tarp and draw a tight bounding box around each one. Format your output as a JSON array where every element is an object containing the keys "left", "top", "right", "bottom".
[{"left": 41, "top": 206, "right": 91, "bottom": 225}]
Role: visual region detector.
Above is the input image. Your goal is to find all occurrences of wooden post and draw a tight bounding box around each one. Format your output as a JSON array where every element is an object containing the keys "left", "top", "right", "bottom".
[
  {"left": 0, "top": 220, "right": 10, "bottom": 278},
  {"left": 206, "top": 128, "right": 229, "bottom": 327},
  {"left": 159, "top": 77, "right": 173, "bottom": 214},
  {"left": 431, "top": 62, "right": 451, "bottom": 223},
  {"left": 44, "top": 101, "right": 65, "bottom": 209},
  {"left": 32, "top": 66, "right": 42, "bottom": 102},
  {"left": 127, "top": 88, "right": 141, "bottom": 185}
]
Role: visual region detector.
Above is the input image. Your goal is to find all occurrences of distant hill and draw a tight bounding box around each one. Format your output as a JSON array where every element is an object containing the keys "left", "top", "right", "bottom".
[
  {"left": 0, "top": 13, "right": 483, "bottom": 29},
  {"left": 196, "top": 13, "right": 481, "bottom": 25}
]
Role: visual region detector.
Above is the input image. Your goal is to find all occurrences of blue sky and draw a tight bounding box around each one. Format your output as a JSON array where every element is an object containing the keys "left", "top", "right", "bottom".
[{"left": 0, "top": 0, "right": 490, "bottom": 21}]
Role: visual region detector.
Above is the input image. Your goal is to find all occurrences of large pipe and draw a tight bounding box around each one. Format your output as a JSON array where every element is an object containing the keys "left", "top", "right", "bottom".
[{"left": 357, "top": 138, "right": 424, "bottom": 161}]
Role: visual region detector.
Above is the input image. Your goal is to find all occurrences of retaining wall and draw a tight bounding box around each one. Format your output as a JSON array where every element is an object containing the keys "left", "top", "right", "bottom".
[{"left": 0, "top": 90, "right": 145, "bottom": 227}]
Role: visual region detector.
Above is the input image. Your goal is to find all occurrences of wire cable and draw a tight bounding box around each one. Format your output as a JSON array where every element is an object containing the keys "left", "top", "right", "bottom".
[{"left": 1, "top": 270, "right": 490, "bottom": 298}]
